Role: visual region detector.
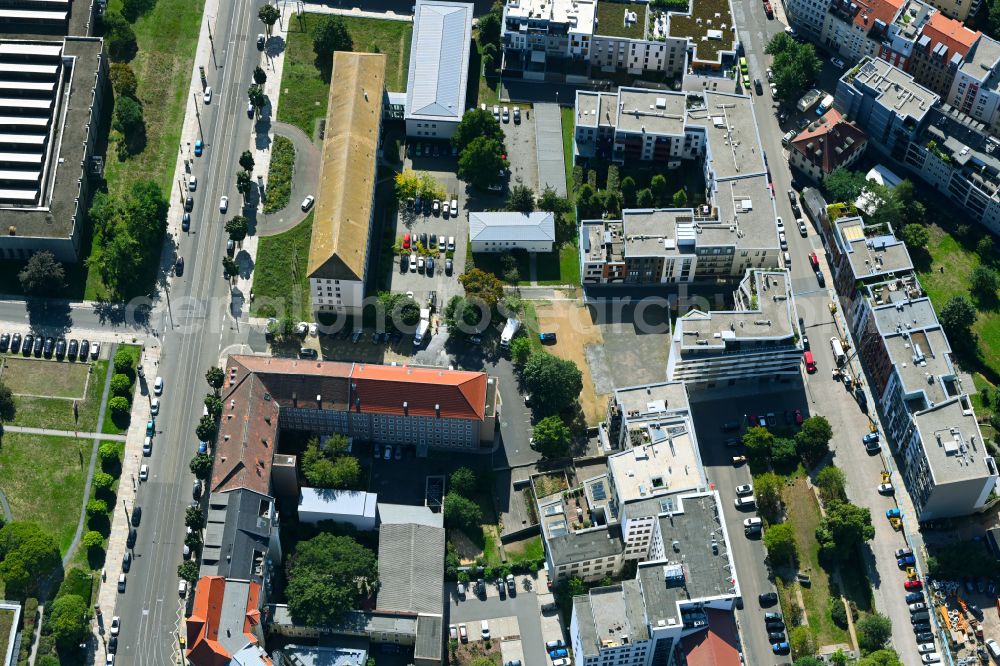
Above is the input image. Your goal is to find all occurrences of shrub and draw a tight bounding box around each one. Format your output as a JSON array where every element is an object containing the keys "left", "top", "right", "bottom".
[
  {"left": 263, "top": 136, "right": 295, "bottom": 213},
  {"left": 110, "top": 374, "right": 132, "bottom": 398},
  {"left": 109, "top": 396, "right": 131, "bottom": 419}
]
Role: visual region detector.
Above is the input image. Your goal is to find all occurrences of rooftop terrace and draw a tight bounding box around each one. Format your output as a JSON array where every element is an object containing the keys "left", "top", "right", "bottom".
[
  {"left": 658, "top": 0, "right": 736, "bottom": 64},
  {"left": 595, "top": 0, "right": 648, "bottom": 39}
]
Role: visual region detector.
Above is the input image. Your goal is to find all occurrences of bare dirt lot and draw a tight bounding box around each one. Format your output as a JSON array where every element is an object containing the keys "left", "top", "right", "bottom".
[{"left": 532, "top": 298, "right": 608, "bottom": 425}]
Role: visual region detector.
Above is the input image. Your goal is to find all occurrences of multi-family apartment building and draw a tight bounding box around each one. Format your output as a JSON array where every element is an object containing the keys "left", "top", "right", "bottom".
[
  {"left": 837, "top": 57, "right": 1000, "bottom": 236},
  {"left": 576, "top": 88, "right": 782, "bottom": 285},
  {"left": 947, "top": 35, "right": 1000, "bottom": 133},
  {"left": 787, "top": 109, "right": 869, "bottom": 183},
  {"left": 308, "top": 52, "right": 385, "bottom": 320},
  {"left": 667, "top": 270, "right": 804, "bottom": 390},
  {"left": 819, "top": 0, "right": 902, "bottom": 65},
  {"left": 501, "top": 0, "right": 736, "bottom": 82},
  {"left": 812, "top": 214, "right": 999, "bottom": 518},
  {"left": 908, "top": 12, "right": 979, "bottom": 98},
  {"left": 569, "top": 491, "right": 741, "bottom": 666}
]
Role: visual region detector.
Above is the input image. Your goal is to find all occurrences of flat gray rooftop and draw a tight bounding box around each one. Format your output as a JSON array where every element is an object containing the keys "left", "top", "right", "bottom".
[
  {"left": 883, "top": 326, "right": 954, "bottom": 404},
  {"left": 405, "top": 0, "right": 473, "bottom": 119},
  {"left": 616, "top": 88, "right": 687, "bottom": 137},
  {"left": 693, "top": 92, "right": 764, "bottom": 181},
  {"left": 849, "top": 57, "right": 938, "bottom": 123},
  {"left": 675, "top": 271, "right": 794, "bottom": 348},
  {"left": 873, "top": 297, "right": 941, "bottom": 338},
  {"left": 959, "top": 36, "right": 1000, "bottom": 87},
  {"left": 914, "top": 396, "right": 994, "bottom": 485},
  {"left": 615, "top": 382, "right": 690, "bottom": 418},
  {"left": 712, "top": 174, "right": 780, "bottom": 250},
  {"left": 575, "top": 581, "right": 650, "bottom": 658},
  {"left": 638, "top": 493, "right": 737, "bottom": 625},
  {"left": 836, "top": 217, "right": 913, "bottom": 280},
  {"left": 546, "top": 526, "right": 622, "bottom": 566}
]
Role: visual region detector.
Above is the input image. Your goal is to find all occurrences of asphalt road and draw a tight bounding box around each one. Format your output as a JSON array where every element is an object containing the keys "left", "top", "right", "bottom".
[
  {"left": 111, "top": 1, "right": 266, "bottom": 662},
  {"left": 729, "top": 1, "right": 927, "bottom": 662}
]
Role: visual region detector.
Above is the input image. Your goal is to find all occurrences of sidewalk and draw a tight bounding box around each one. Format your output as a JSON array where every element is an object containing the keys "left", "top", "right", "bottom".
[
  {"left": 91, "top": 346, "right": 160, "bottom": 664},
  {"left": 0, "top": 425, "right": 126, "bottom": 441}
]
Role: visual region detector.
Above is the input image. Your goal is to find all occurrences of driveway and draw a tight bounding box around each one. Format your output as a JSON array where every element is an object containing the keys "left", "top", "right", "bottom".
[
  {"left": 533, "top": 103, "right": 566, "bottom": 196},
  {"left": 499, "top": 107, "right": 538, "bottom": 193},
  {"left": 257, "top": 121, "right": 320, "bottom": 236}
]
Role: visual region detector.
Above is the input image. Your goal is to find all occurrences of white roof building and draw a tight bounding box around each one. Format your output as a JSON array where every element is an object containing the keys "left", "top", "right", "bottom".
[
  {"left": 404, "top": 0, "right": 474, "bottom": 139},
  {"left": 469, "top": 211, "right": 556, "bottom": 253},
  {"left": 297, "top": 489, "right": 378, "bottom": 530}
]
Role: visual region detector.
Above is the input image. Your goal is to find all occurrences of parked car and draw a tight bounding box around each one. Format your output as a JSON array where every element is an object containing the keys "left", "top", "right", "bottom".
[
  {"left": 459, "top": 624, "right": 468, "bottom": 642},
  {"left": 68, "top": 339, "right": 78, "bottom": 360},
  {"left": 301, "top": 195, "right": 315, "bottom": 211},
  {"left": 759, "top": 592, "right": 778, "bottom": 606},
  {"left": 736, "top": 484, "right": 753, "bottom": 496},
  {"left": 9, "top": 333, "right": 20, "bottom": 353},
  {"left": 539, "top": 332, "right": 557, "bottom": 343}
]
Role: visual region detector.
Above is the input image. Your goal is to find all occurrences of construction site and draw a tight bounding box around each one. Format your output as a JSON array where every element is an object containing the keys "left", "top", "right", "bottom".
[{"left": 928, "top": 577, "right": 1000, "bottom": 665}]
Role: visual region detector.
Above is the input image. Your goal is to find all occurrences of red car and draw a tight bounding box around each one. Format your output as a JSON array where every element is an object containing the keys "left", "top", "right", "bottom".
[
  {"left": 904, "top": 579, "right": 923, "bottom": 590},
  {"left": 763, "top": 1, "right": 773, "bottom": 17},
  {"left": 809, "top": 252, "right": 819, "bottom": 270},
  {"left": 403, "top": 233, "right": 411, "bottom": 249},
  {"left": 793, "top": 409, "right": 804, "bottom": 425}
]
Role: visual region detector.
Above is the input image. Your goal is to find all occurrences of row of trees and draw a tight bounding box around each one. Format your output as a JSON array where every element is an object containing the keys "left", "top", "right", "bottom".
[
  {"left": 395, "top": 169, "right": 448, "bottom": 203},
  {"left": 573, "top": 164, "right": 688, "bottom": 220}
]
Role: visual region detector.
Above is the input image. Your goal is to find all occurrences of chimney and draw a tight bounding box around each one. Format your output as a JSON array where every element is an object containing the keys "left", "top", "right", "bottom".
[
  {"left": 292, "top": 392, "right": 297, "bottom": 408},
  {"left": 403, "top": 401, "right": 409, "bottom": 416},
  {"left": 355, "top": 397, "right": 361, "bottom": 413},
  {"left": 435, "top": 403, "right": 441, "bottom": 418}
]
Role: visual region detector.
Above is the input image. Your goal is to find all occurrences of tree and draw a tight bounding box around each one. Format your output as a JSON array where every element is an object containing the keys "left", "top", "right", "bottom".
[
  {"left": 815, "top": 500, "right": 874, "bottom": 561},
  {"left": 507, "top": 184, "right": 535, "bottom": 213},
  {"left": 248, "top": 84, "right": 265, "bottom": 117},
  {"left": 451, "top": 108, "right": 505, "bottom": 154},
  {"left": 109, "top": 396, "right": 131, "bottom": 420},
  {"left": 522, "top": 352, "right": 583, "bottom": 415},
  {"left": 110, "top": 373, "right": 132, "bottom": 398},
  {"left": 478, "top": 9, "right": 502, "bottom": 46},
  {"left": 252, "top": 66, "right": 267, "bottom": 86},
  {"left": 972, "top": 265, "right": 1000, "bottom": 297},
  {"left": 109, "top": 62, "right": 137, "bottom": 98},
  {"left": 795, "top": 415, "right": 833, "bottom": 465},
  {"left": 857, "top": 650, "right": 903, "bottom": 666},
  {"left": 178, "top": 560, "right": 200, "bottom": 584},
  {"left": 286, "top": 533, "right": 378, "bottom": 625},
  {"left": 509, "top": 337, "right": 532, "bottom": 366},
  {"left": 857, "top": 613, "right": 892, "bottom": 654},
  {"left": 763, "top": 522, "right": 797, "bottom": 566},
  {"left": 650, "top": 175, "right": 668, "bottom": 205},
  {"left": 86, "top": 499, "right": 108, "bottom": 520},
  {"left": 788, "top": 626, "right": 816, "bottom": 659},
  {"left": 900, "top": 223, "right": 929, "bottom": 252},
  {"left": 204, "top": 394, "right": 223, "bottom": 418},
  {"left": 99, "top": 441, "right": 121, "bottom": 466},
  {"left": 206, "top": 366, "right": 225, "bottom": 392},
  {"left": 824, "top": 167, "right": 868, "bottom": 203},
  {"left": 48, "top": 594, "right": 89, "bottom": 649},
  {"left": 222, "top": 255, "right": 239, "bottom": 282},
  {"left": 236, "top": 169, "right": 253, "bottom": 200},
  {"left": 196, "top": 415, "right": 218, "bottom": 442},
  {"left": 532, "top": 415, "right": 573, "bottom": 458},
  {"left": 112, "top": 95, "right": 144, "bottom": 139},
  {"left": 0, "top": 522, "right": 61, "bottom": 597},
  {"left": 185, "top": 505, "right": 205, "bottom": 530},
  {"left": 894, "top": 179, "right": 925, "bottom": 225},
  {"left": 103, "top": 11, "right": 137, "bottom": 61},
  {"left": 18, "top": 251, "right": 65, "bottom": 295},
  {"left": 444, "top": 296, "right": 487, "bottom": 333},
  {"left": 765, "top": 33, "right": 821, "bottom": 101},
  {"left": 301, "top": 439, "right": 361, "bottom": 489},
  {"left": 754, "top": 472, "right": 783, "bottom": 521},
  {"left": 620, "top": 176, "right": 637, "bottom": 207},
  {"left": 83, "top": 531, "right": 104, "bottom": 550},
  {"left": 444, "top": 492, "right": 483, "bottom": 530},
  {"left": 225, "top": 215, "right": 249, "bottom": 243},
  {"left": 189, "top": 453, "right": 213, "bottom": 479},
  {"left": 815, "top": 465, "right": 847, "bottom": 504},
  {"left": 93, "top": 472, "right": 114, "bottom": 495},
  {"left": 538, "top": 185, "right": 571, "bottom": 216},
  {"left": 114, "top": 349, "right": 135, "bottom": 375},
  {"left": 258, "top": 4, "right": 280, "bottom": 35},
  {"left": 771, "top": 437, "right": 798, "bottom": 470},
  {"left": 450, "top": 467, "right": 477, "bottom": 498},
  {"left": 459, "top": 268, "right": 505, "bottom": 307},
  {"left": 742, "top": 426, "right": 774, "bottom": 464},
  {"left": 979, "top": 235, "right": 996, "bottom": 259},
  {"left": 636, "top": 188, "right": 654, "bottom": 208},
  {"left": 866, "top": 183, "right": 906, "bottom": 230},
  {"left": 0, "top": 382, "right": 13, "bottom": 422},
  {"left": 940, "top": 295, "right": 977, "bottom": 336},
  {"left": 239, "top": 150, "right": 255, "bottom": 172},
  {"left": 671, "top": 189, "right": 688, "bottom": 208},
  {"left": 313, "top": 15, "right": 353, "bottom": 61},
  {"left": 458, "top": 137, "right": 508, "bottom": 190}
]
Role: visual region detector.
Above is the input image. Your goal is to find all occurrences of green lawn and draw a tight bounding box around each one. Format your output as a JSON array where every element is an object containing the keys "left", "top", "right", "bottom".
[
  {"left": 251, "top": 212, "right": 314, "bottom": 320},
  {"left": 1, "top": 357, "right": 108, "bottom": 432},
  {"left": 561, "top": 105, "right": 575, "bottom": 198},
  {"left": 0, "top": 433, "right": 89, "bottom": 553},
  {"left": 779, "top": 474, "right": 850, "bottom": 647},
  {"left": 280, "top": 14, "right": 413, "bottom": 137},
  {"left": 0, "top": 609, "right": 12, "bottom": 658},
  {"left": 84, "top": 0, "right": 205, "bottom": 299},
  {"left": 471, "top": 244, "right": 579, "bottom": 286},
  {"left": 915, "top": 223, "right": 1000, "bottom": 380},
  {"left": 263, "top": 135, "right": 295, "bottom": 213},
  {"left": 102, "top": 345, "right": 141, "bottom": 435}
]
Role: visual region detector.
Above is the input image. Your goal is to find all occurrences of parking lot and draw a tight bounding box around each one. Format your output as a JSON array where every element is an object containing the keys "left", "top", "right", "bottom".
[{"left": 498, "top": 104, "right": 538, "bottom": 192}]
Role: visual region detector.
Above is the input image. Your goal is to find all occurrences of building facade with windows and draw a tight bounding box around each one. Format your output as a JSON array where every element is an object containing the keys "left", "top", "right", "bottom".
[
  {"left": 667, "top": 271, "right": 803, "bottom": 389},
  {"left": 308, "top": 52, "right": 386, "bottom": 320}
]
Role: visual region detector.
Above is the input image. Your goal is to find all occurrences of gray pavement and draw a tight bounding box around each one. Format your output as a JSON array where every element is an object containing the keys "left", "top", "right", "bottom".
[
  {"left": 533, "top": 103, "right": 567, "bottom": 197},
  {"left": 499, "top": 105, "right": 538, "bottom": 193},
  {"left": 0, "top": 425, "right": 127, "bottom": 441},
  {"left": 256, "top": 121, "right": 320, "bottom": 236},
  {"left": 447, "top": 577, "right": 548, "bottom": 666}
]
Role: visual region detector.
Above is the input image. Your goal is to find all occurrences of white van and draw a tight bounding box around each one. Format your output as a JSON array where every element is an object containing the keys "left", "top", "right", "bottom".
[
  {"left": 830, "top": 336, "right": 846, "bottom": 366},
  {"left": 500, "top": 318, "right": 521, "bottom": 347},
  {"left": 552, "top": 660, "right": 572, "bottom": 666},
  {"left": 986, "top": 638, "right": 1000, "bottom": 658},
  {"left": 178, "top": 580, "right": 188, "bottom": 597},
  {"left": 734, "top": 496, "right": 756, "bottom": 509}
]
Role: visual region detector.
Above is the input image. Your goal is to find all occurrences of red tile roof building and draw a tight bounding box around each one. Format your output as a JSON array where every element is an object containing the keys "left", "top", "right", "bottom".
[
  {"left": 908, "top": 12, "right": 980, "bottom": 98},
  {"left": 788, "top": 110, "right": 869, "bottom": 183},
  {"left": 186, "top": 577, "right": 271, "bottom": 666},
  {"left": 212, "top": 356, "right": 499, "bottom": 495}
]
